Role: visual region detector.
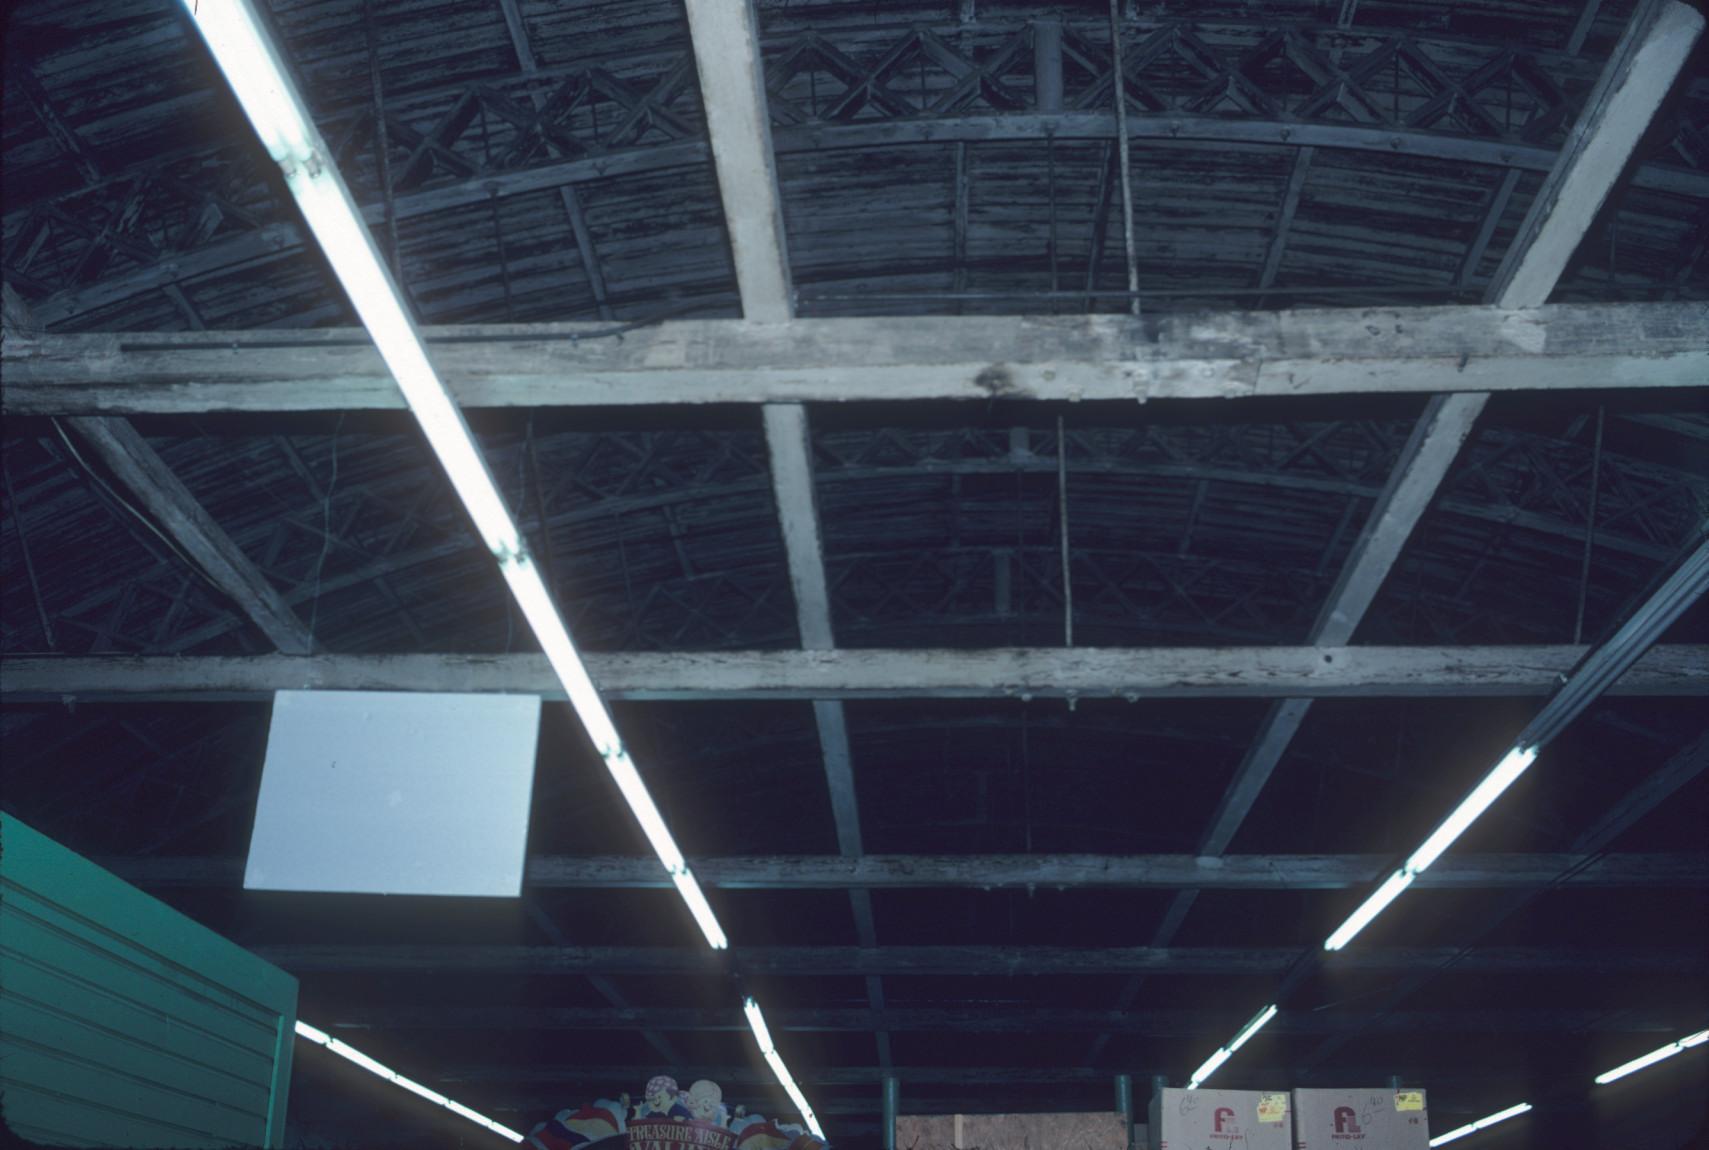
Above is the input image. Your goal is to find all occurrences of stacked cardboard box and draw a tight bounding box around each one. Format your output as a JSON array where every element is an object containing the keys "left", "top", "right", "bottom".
[
  {"left": 1149, "top": 1087, "right": 1292, "bottom": 1149},
  {"left": 1292, "top": 1089, "right": 1429, "bottom": 1149}
]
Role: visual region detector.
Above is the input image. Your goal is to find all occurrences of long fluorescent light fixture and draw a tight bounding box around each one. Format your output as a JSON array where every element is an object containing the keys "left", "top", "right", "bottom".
[
  {"left": 1594, "top": 1028, "right": 1709, "bottom": 1085},
  {"left": 1325, "top": 745, "right": 1538, "bottom": 951},
  {"left": 295, "top": 1020, "right": 523, "bottom": 1142},
  {"left": 1186, "top": 1003, "right": 1278, "bottom": 1089},
  {"left": 743, "top": 997, "right": 827, "bottom": 1140},
  {"left": 1427, "top": 1102, "right": 1532, "bottom": 1147},
  {"left": 182, "top": 0, "right": 725, "bottom": 952}
]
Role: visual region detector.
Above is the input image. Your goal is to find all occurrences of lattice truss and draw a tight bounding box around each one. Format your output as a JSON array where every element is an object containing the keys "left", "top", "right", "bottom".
[
  {"left": 5, "top": 417, "right": 1704, "bottom": 657},
  {"left": 5, "top": 17, "right": 1707, "bottom": 322}
]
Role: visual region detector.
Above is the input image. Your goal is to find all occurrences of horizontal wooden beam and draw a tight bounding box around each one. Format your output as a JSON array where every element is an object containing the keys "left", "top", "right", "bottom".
[
  {"left": 250, "top": 943, "right": 1699, "bottom": 977},
  {"left": 331, "top": 1003, "right": 1687, "bottom": 1037},
  {"left": 103, "top": 852, "right": 1706, "bottom": 892},
  {"left": 456, "top": 1063, "right": 1504, "bottom": 1091},
  {"left": 4, "top": 302, "right": 1704, "bottom": 414},
  {"left": 6, "top": 645, "right": 1704, "bottom": 703}
]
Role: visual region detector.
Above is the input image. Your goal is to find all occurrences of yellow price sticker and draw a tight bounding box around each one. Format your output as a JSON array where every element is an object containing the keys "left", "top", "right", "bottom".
[
  {"left": 1395, "top": 1091, "right": 1425, "bottom": 1112},
  {"left": 1257, "top": 1094, "right": 1288, "bottom": 1123}
]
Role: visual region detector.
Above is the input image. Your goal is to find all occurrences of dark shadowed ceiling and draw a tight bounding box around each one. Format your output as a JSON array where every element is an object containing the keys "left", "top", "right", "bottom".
[{"left": 2, "top": 0, "right": 1707, "bottom": 1146}]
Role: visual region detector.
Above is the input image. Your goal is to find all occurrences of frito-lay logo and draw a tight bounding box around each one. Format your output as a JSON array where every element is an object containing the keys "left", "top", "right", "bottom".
[
  {"left": 1214, "top": 1107, "right": 1237, "bottom": 1134},
  {"left": 1333, "top": 1107, "right": 1362, "bottom": 1136}
]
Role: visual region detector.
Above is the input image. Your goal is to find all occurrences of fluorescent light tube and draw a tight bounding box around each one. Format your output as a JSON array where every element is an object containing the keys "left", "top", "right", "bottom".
[
  {"left": 294, "top": 1019, "right": 522, "bottom": 1142},
  {"left": 744, "top": 996, "right": 826, "bottom": 1139},
  {"left": 1226, "top": 1003, "right": 1278, "bottom": 1054},
  {"left": 171, "top": 0, "right": 315, "bottom": 162},
  {"left": 325, "top": 1036, "right": 398, "bottom": 1080},
  {"left": 1325, "top": 868, "right": 1416, "bottom": 951},
  {"left": 1187, "top": 1046, "right": 1231, "bottom": 1089},
  {"left": 1595, "top": 1029, "right": 1709, "bottom": 1084},
  {"left": 1428, "top": 1103, "right": 1532, "bottom": 1147},
  {"left": 1324, "top": 744, "right": 1539, "bottom": 952},
  {"left": 184, "top": 0, "right": 728, "bottom": 954},
  {"left": 672, "top": 869, "right": 730, "bottom": 950},
  {"left": 1185, "top": 1003, "right": 1277, "bottom": 1090},
  {"left": 392, "top": 1075, "right": 452, "bottom": 1107},
  {"left": 499, "top": 554, "right": 623, "bottom": 755},
  {"left": 1407, "top": 746, "right": 1539, "bottom": 874},
  {"left": 744, "top": 996, "right": 776, "bottom": 1053}
]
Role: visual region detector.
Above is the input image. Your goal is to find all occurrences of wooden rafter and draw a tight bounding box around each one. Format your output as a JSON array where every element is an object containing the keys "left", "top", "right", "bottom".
[
  {"left": 686, "top": 0, "right": 893, "bottom": 1068},
  {"left": 246, "top": 942, "right": 1702, "bottom": 977},
  {"left": 326, "top": 1002, "right": 1693, "bottom": 1037},
  {"left": 59, "top": 419, "right": 315, "bottom": 655},
  {"left": 103, "top": 851, "right": 1707, "bottom": 893}
]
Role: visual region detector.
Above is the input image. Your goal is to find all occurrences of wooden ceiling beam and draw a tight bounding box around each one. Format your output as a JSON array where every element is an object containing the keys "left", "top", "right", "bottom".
[
  {"left": 6, "top": 645, "right": 1702, "bottom": 703},
  {"left": 246, "top": 942, "right": 1701, "bottom": 977},
  {"left": 101, "top": 851, "right": 1708, "bottom": 892},
  {"left": 686, "top": 0, "right": 893, "bottom": 1068},
  {"left": 327, "top": 1002, "right": 1692, "bottom": 1037},
  {"left": 5, "top": 302, "right": 1702, "bottom": 415}
]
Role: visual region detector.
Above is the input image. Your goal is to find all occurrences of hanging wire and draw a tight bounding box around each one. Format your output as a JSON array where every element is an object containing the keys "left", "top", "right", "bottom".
[
  {"left": 305, "top": 414, "right": 345, "bottom": 643},
  {"left": 1573, "top": 406, "right": 1605, "bottom": 644},
  {"left": 364, "top": 0, "right": 405, "bottom": 284},
  {"left": 1058, "top": 416, "right": 1073, "bottom": 648},
  {"left": 49, "top": 419, "right": 224, "bottom": 597}
]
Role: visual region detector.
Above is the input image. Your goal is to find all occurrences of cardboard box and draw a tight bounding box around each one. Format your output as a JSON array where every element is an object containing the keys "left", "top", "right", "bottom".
[
  {"left": 1292, "top": 1089, "right": 1429, "bottom": 1149},
  {"left": 897, "top": 1112, "right": 1129, "bottom": 1150},
  {"left": 1149, "top": 1087, "right": 1292, "bottom": 1149}
]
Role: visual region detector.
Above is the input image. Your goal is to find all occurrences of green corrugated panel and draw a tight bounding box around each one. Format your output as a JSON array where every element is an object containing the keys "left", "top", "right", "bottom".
[{"left": 1, "top": 813, "right": 297, "bottom": 1148}]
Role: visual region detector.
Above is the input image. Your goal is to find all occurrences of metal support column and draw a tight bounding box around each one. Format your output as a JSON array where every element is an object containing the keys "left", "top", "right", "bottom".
[
  {"left": 1116, "top": 1074, "right": 1134, "bottom": 1150},
  {"left": 883, "top": 1075, "right": 899, "bottom": 1150}
]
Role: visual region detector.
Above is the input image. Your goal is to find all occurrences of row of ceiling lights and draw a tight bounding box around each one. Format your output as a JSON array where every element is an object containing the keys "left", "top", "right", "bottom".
[
  {"left": 181, "top": 0, "right": 817, "bottom": 1140},
  {"left": 1183, "top": 540, "right": 1709, "bottom": 1133},
  {"left": 182, "top": 0, "right": 1706, "bottom": 1141},
  {"left": 1424, "top": 1029, "right": 1708, "bottom": 1147}
]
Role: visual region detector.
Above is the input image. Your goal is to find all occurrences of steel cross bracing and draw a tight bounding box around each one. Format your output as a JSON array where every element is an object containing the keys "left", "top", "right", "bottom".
[
  {"left": 5, "top": 420, "right": 1702, "bottom": 658},
  {"left": 7, "top": 16, "right": 1709, "bottom": 327}
]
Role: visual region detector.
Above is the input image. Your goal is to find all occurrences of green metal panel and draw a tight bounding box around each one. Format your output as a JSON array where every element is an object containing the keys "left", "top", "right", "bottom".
[{"left": 1, "top": 813, "right": 297, "bottom": 1147}]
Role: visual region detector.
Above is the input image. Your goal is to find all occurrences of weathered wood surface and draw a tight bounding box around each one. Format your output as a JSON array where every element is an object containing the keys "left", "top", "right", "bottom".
[
  {"left": 1488, "top": 0, "right": 1705, "bottom": 308},
  {"left": 687, "top": 0, "right": 793, "bottom": 324},
  {"left": 103, "top": 851, "right": 1707, "bottom": 891},
  {"left": 8, "top": 645, "right": 1704, "bottom": 702},
  {"left": 249, "top": 942, "right": 1700, "bottom": 976},
  {"left": 6, "top": 304, "right": 1705, "bottom": 414}
]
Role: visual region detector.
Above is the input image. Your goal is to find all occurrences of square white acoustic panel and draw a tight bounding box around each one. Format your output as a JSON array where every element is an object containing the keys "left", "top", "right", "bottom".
[{"left": 245, "top": 690, "right": 542, "bottom": 897}]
